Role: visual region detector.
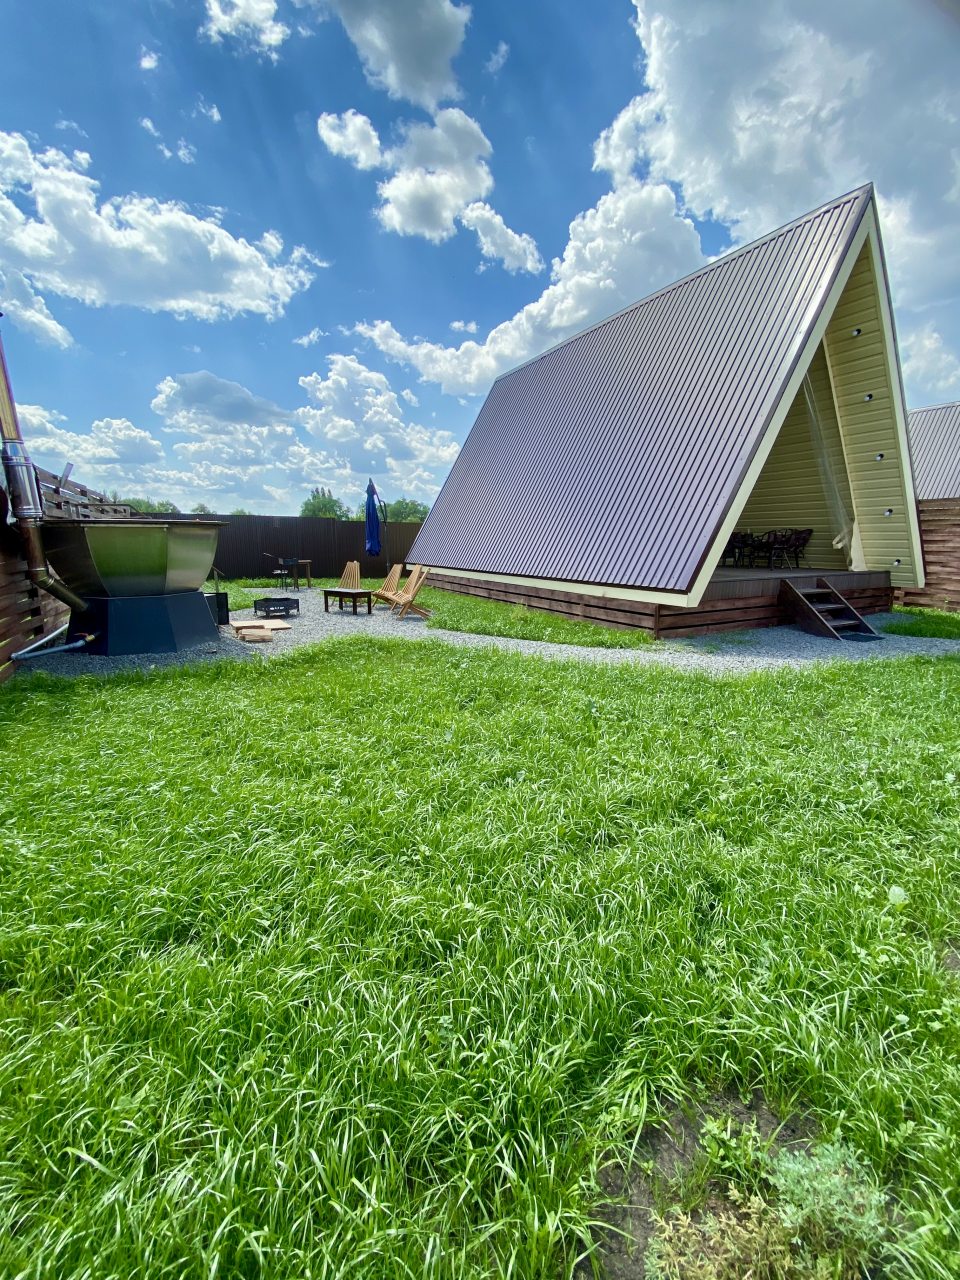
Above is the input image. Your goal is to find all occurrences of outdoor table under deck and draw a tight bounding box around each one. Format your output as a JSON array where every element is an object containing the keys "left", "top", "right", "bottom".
[{"left": 323, "top": 587, "right": 373, "bottom": 615}]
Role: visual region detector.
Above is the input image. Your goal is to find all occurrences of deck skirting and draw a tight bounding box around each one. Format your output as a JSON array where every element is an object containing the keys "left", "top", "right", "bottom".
[{"left": 428, "top": 570, "right": 893, "bottom": 639}]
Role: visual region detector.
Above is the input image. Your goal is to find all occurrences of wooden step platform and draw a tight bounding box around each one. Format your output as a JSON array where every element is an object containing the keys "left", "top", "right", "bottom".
[{"left": 780, "top": 578, "right": 881, "bottom": 641}]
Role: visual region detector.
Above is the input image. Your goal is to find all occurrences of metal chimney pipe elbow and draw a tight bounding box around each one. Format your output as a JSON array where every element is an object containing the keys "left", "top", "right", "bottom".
[
  {"left": 18, "top": 519, "right": 90, "bottom": 614},
  {"left": 1, "top": 324, "right": 90, "bottom": 615}
]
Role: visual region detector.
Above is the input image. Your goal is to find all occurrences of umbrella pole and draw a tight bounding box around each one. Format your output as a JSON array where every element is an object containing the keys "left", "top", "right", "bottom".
[{"left": 378, "top": 494, "right": 389, "bottom": 569}]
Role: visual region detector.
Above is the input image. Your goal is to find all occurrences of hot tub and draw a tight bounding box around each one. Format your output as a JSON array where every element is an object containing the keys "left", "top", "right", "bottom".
[
  {"left": 42, "top": 519, "right": 224, "bottom": 597},
  {"left": 41, "top": 519, "right": 226, "bottom": 656}
]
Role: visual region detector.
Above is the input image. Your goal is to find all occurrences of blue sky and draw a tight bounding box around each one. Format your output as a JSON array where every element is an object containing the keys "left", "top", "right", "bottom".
[{"left": 2, "top": 0, "right": 959, "bottom": 513}]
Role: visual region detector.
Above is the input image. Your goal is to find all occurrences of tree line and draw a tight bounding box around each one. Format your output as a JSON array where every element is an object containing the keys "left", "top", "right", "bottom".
[
  {"left": 299, "top": 487, "right": 429, "bottom": 522},
  {"left": 106, "top": 488, "right": 428, "bottom": 521}
]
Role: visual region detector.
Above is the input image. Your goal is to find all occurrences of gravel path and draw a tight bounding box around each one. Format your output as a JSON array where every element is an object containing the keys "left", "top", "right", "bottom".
[
  {"left": 12, "top": 632, "right": 254, "bottom": 680},
  {"left": 13, "top": 591, "right": 958, "bottom": 681},
  {"left": 229, "top": 591, "right": 960, "bottom": 676}
]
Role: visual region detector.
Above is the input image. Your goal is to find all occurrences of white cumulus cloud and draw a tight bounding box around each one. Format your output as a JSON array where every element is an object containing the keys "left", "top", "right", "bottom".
[
  {"left": 196, "top": 98, "right": 222, "bottom": 124},
  {"left": 317, "top": 109, "right": 382, "bottom": 170},
  {"left": 318, "top": 106, "right": 541, "bottom": 271},
  {"left": 310, "top": 0, "right": 470, "bottom": 110},
  {"left": 20, "top": 405, "right": 165, "bottom": 470},
  {"left": 0, "top": 131, "right": 319, "bottom": 345},
  {"left": 618, "top": 0, "right": 960, "bottom": 311},
  {"left": 293, "top": 326, "right": 329, "bottom": 347},
  {"left": 203, "top": 0, "right": 289, "bottom": 55},
  {"left": 901, "top": 326, "right": 960, "bottom": 404},
  {"left": 459, "top": 202, "right": 543, "bottom": 274},
  {"left": 485, "top": 40, "right": 509, "bottom": 75},
  {"left": 139, "top": 47, "right": 159, "bottom": 70},
  {"left": 17, "top": 356, "right": 459, "bottom": 512},
  {"left": 376, "top": 108, "right": 492, "bottom": 242}
]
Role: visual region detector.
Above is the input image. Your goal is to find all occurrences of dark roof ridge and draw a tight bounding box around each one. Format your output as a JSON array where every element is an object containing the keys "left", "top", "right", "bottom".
[{"left": 494, "top": 181, "right": 875, "bottom": 385}]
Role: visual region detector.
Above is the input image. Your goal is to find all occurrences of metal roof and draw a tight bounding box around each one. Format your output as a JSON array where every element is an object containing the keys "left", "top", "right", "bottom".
[
  {"left": 409, "top": 185, "right": 875, "bottom": 594},
  {"left": 908, "top": 402, "right": 960, "bottom": 500}
]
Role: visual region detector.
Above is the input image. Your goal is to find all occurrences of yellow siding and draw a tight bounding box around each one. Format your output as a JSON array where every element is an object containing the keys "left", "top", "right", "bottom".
[
  {"left": 823, "top": 242, "right": 918, "bottom": 586},
  {"left": 737, "top": 371, "right": 848, "bottom": 569}
]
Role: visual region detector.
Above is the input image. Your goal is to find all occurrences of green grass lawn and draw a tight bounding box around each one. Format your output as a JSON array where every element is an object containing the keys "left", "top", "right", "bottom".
[
  {"left": 881, "top": 605, "right": 960, "bottom": 640},
  {"left": 204, "top": 576, "right": 276, "bottom": 610},
  {"left": 419, "top": 586, "right": 653, "bottom": 648},
  {"left": 1, "top": 644, "right": 959, "bottom": 1277},
  {"left": 207, "top": 576, "right": 653, "bottom": 648}
]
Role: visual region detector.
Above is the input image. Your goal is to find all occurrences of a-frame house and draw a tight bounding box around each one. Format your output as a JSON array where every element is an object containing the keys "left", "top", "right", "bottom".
[{"left": 409, "top": 184, "right": 925, "bottom": 638}]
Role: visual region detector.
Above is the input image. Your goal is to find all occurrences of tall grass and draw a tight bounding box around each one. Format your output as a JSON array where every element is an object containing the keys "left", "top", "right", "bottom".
[
  {"left": 1, "top": 645, "right": 959, "bottom": 1277},
  {"left": 420, "top": 588, "right": 653, "bottom": 648},
  {"left": 882, "top": 605, "right": 960, "bottom": 640}
]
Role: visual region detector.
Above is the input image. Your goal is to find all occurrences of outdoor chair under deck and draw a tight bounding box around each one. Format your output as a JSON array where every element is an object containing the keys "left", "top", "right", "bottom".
[
  {"left": 721, "top": 528, "right": 814, "bottom": 571},
  {"left": 720, "top": 531, "right": 752, "bottom": 567},
  {"left": 742, "top": 528, "right": 814, "bottom": 571}
]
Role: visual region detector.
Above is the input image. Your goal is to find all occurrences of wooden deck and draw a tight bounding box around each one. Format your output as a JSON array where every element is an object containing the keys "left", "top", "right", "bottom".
[
  {"left": 666, "top": 567, "right": 892, "bottom": 638},
  {"left": 428, "top": 567, "right": 893, "bottom": 640}
]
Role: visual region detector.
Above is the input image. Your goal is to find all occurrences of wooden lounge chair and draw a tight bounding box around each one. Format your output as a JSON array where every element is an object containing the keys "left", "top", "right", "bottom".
[
  {"left": 391, "top": 565, "right": 431, "bottom": 620},
  {"left": 337, "top": 560, "right": 361, "bottom": 590},
  {"left": 371, "top": 563, "right": 402, "bottom": 607},
  {"left": 377, "top": 563, "right": 418, "bottom": 608}
]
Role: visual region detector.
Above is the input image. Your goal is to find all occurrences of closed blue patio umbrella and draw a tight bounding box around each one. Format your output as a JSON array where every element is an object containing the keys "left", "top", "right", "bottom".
[{"left": 365, "top": 478, "right": 386, "bottom": 558}]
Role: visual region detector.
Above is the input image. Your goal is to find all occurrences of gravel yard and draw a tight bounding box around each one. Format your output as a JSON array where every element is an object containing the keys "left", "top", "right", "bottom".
[
  {"left": 15, "top": 589, "right": 960, "bottom": 680},
  {"left": 229, "top": 590, "right": 960, "bottom": 674}
]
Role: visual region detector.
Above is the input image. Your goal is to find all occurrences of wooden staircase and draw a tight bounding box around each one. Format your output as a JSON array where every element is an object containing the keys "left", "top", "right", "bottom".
[{"left": 779, "top": 578, "right": 881, "bottom": 641}]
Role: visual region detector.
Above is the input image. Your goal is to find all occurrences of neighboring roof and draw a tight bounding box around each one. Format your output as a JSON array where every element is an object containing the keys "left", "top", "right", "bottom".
[
  {"left": 410, "top": 184, "right": 875, "bottom": 594},
  {"left": 908, "top": 402, "right": 960, "bottom": 500}
]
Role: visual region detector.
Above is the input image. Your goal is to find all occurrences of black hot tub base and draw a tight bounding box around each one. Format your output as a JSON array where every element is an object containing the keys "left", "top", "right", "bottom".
[{"left": 70, "top": 591, "right": 221, "bottom": 656}]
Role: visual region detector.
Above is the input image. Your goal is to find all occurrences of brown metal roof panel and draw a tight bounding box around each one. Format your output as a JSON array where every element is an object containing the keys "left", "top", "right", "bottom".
[
  {"left": 409, "top": 186, "right": 873, "bottom": 592},
  {"left": 907, "top": 403, "right": 960, "bottom": 500}
]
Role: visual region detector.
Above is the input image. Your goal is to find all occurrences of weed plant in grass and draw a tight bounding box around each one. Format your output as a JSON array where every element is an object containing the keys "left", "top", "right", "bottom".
[
  {"left": 1, "top": 644, "right": 959, "bottom": 1278},
  {"left": 883, "top": 606, "right": 960, "bottom": 640}
]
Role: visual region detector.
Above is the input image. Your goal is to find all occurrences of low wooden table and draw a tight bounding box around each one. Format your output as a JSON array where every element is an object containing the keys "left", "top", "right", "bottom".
[{"left": 323, "top": 587, "right": 373, "bottom": 615}]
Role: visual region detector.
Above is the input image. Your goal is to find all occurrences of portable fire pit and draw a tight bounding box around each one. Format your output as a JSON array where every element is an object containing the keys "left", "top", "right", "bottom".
[{"left": 254, "top": 597, "right": 300, "bottom": 618}]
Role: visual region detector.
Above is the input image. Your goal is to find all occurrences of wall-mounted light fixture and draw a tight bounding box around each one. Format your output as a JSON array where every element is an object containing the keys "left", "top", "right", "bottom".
[
  {"left": 864, "top": 393, "right": 874, "bottom": 402},
  {"left": 883, "top": 508, "right": 893, "bottom": 517},
  {"left": 852, "top": 327, "right": 862, "bottom": 337},
  {"left": 875, "top": 452, "right": 884, "bottom": 461}
]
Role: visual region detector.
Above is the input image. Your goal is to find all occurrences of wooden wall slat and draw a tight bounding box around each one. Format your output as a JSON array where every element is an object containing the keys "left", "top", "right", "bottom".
[
  {"left": 896, "top": 499, "right": 960, "bottom": 612},
  {"left": 0, "top": 526, "right": 70, "bottom": 684}
]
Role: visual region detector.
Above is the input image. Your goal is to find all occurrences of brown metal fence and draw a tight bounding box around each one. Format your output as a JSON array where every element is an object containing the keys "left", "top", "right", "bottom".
[{"left": 196, "top": 515, "right": 424, "bottom": 580}]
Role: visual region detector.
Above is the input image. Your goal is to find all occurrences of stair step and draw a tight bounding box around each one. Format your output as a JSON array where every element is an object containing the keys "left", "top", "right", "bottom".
[
  {"left": 832, "top": 619, "right": 866, "bottom": 630},
  {"left": 813, "top": 603, "right": 846, "bottom": 612}
]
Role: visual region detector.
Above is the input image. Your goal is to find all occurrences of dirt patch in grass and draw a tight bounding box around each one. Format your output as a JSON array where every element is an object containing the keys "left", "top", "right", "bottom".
[{"left": 578, "top": 1092, "right": 813, "bottom": 1278}]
